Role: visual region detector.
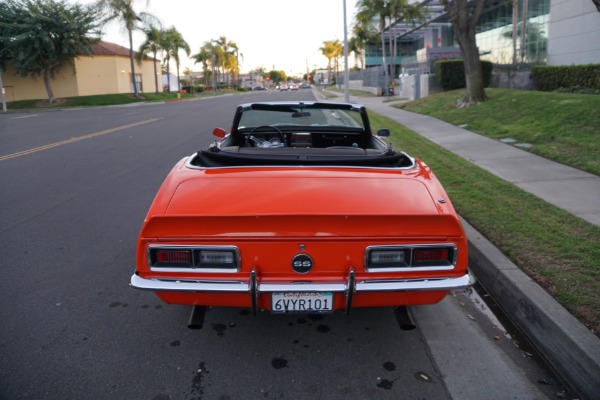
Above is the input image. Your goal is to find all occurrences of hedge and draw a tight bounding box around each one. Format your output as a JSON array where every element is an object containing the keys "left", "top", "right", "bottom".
[
  {"left": 434, "top": 59, "right": 493, "bottom": 90},
  {"left": 530, "top": 64, "right": 600, "bottom": 92}
]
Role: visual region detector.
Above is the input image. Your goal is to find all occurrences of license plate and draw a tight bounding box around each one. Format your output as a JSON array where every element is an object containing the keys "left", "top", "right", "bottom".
[{"left": 271, "top": 292, "right": 333, "bottom": 313}]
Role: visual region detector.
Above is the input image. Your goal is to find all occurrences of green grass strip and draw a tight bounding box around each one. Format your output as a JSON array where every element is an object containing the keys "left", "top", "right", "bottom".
[
  {"left": 6, "top": 92, "right": 202, "bottom": 110},
  {"left": 367, "top": 111, "right": 600, "bottom": 334},
  {"left": 398, "top": 88, "right": 600, "bottom": 176}
]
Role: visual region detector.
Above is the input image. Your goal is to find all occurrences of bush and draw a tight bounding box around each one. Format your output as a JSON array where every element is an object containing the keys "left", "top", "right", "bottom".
[
  {"left": 434, "top": 59, "right": 493, "bottom": 90},
  {"left": 531, "top": 65, "right": 600, "bottom": 92}
]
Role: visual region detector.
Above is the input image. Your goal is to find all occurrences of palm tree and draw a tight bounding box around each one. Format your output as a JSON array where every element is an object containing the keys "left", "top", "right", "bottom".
[
  {"left": 213, "top": 37, "right": 242, "bottom": 88},
  {"left": 183, "top": 67, "right": 194, "bottom": 92},
  {"left": 388, "top": 0, "right": 426, "bottom": 82},
  {"left": 163, "top": 27, "right": 190, "bottom": 92},
  {"left": 97, "top": 0, "right": 161, "bottom": 96},
  {"left": 319, "top": 40, "right": 338, "bottom": 84},
  {"left": 352, "top": 18, "right": 379, "bottom": 70},
  {"left": 356, "top": 0, "right": 390, "bottom": 88},
  {"left": 348, "top": 37, "right": 363, "bottom": 70},
  {"left": 331, "top": 40, "right": 344, "bottom": 84},
  {"left": 191, "top": 41, "right": 215, "bottom": 87},
  {"left": 136, "top": 25, "right": 163, "bottom": 94}
]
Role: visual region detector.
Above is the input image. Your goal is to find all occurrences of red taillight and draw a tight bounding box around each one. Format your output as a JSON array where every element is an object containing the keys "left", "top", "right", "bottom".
[
  {"left": 414, "top": 249, "right": 448, "bottom": 262},
  {"left": 156, "top": 250, "right": 191, "bottom": 264}
]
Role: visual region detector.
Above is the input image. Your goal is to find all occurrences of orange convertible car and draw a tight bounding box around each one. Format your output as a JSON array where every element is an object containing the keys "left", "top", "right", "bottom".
[{"left": 130, "top": 101, "right": 474, "bottom": 328}]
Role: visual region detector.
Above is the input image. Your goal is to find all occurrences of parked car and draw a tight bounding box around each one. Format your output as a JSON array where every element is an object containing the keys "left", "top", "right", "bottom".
[
  {"left": 300, "top": 82, "right": 311, "bottom": 89},
  {"left": 254, "top": 86, "right": 266, "bottom": 91},
  {"left": 130, "top": 101, "right": 474, "bottom": 327}
]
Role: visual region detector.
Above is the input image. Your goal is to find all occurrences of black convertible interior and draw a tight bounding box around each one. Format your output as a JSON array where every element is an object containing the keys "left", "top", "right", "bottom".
[{"left": 189, "top": 102, "right": 416, "bottom": 168}]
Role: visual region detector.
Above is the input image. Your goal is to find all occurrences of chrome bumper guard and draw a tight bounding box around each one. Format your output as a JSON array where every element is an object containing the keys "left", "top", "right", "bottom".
[{"left": 130, "top": 269, "right": 475, "bottom": 313}]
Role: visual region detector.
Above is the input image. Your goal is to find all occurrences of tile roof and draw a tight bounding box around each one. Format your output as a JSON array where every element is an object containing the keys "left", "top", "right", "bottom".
[{"left": 90, "top": 40, "right": 138, "bottom": 57}]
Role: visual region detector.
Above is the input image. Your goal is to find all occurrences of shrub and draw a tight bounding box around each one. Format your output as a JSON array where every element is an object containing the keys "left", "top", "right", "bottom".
[
  {"left": 434, "top": 59, "right": 493, "bottom": 90},
  {"left": 531, "top": 65, "right": 600, "bottom": 92}
]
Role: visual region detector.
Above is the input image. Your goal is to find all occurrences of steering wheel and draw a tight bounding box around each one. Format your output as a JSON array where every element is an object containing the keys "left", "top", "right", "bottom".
[{"left": 247, "top": 125, "right": 286, "bottom": 147}]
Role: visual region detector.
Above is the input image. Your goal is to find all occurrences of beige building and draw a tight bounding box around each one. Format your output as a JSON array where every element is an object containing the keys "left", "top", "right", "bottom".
[{"left": 2, "top": 41, "right": 162, "bottom": 102}]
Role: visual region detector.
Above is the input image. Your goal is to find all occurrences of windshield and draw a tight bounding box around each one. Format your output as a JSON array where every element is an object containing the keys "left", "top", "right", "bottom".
[{"left": 238, "top": 107, "right": 365, "bottom": 130}]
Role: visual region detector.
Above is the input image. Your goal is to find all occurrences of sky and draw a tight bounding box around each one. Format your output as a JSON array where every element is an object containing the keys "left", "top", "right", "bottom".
[{"left": 73, "top": 0, "right": 359, "bottom": 76}]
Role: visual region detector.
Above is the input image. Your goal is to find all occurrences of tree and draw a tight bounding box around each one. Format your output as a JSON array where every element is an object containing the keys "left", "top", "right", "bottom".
[
  {"left": 356, "top": 0, "right": 390, "bottom": 88},
  {"left": 331, "top": 40, "right": 344, "bottom": 84},
  {"left": 191, "top": 41, "right": 216, "bottom": 87},
  {"left": 439, "top": 0, "right": 487, "bottom": 106},
  {"left": 268, "top": 70, "right": 286, "bottom": 84},
  {"left": 97, "top": 0, "right": 160, "bottom": 97},
  {"left": 388, "top": 0, "right": 426, "bottom": 83},
  {"left": 213, "top": 36, "right": 242, "bottom": 89},
  {"left": 348, "top": 36, "right": 365, "bottom": 70},
  {"left": 351, "top": 16, "right": 379, "bottom": 70},
  {"left": 319, "top": 40, "right": 338, "bottom": 84},
  {"left": 0, "top": 0, "right": 101, "bottom": 103},
  {"left": 356, "top": 0, "right": 425, "bottom": 90},
  {"left": 136, "top": 25, "right": 164, "bottom": 94},
  {"left": 163, "top": 27, "right": 190, "bottom": 93}
]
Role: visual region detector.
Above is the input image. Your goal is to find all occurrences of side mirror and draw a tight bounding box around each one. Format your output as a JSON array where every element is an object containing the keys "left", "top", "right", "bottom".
[
  {"left": 212, "top": 127, "right": 227, "bottom": 139},
  {"left": 376, "top": 128, "right": 390, "bottom": 137}
]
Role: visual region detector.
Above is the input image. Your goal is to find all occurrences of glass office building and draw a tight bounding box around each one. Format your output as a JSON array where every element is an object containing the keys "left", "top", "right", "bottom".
[{"left": 363, "top": 0, "right": 552, "bottom": 69}]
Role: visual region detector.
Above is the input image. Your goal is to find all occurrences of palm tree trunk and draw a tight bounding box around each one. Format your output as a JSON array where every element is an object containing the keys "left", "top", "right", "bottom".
[
  {"left": 129, "top": 29, "right": 138, "bottom": 96},
  {"left": 152, "top": 50, "right": 159, "bottom": 95},
  {"left": 166, "top": 59, "right": 171, "bottom": 92},
  {"left": 512, "top": 0, "right": 518, "bottom": 65},
  {"left": 380, "top": 29, "right": 389, "bottom": 92}
]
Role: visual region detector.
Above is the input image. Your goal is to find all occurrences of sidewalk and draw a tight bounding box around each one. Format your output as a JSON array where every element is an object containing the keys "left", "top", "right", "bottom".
[
  {"left": 352, "top": 94, "right": 600, "bottom": 227},
  {"left": 313, "top": 89, "right": 600, "bottom": 399}
]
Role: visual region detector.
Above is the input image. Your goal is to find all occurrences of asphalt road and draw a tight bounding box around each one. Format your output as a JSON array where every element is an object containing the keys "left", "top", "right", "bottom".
[{"left": 0, "top": 91, "right": 570, "bottom": 399}]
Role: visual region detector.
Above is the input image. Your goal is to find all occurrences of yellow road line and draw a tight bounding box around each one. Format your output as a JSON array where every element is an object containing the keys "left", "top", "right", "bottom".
[{"left": 0, "top": 118, "right": 161, "bottom": 162}]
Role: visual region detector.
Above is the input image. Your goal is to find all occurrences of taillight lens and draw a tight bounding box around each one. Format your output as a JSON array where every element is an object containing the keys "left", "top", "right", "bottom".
[
  {"left": 148, "top": 246, "right": 239, "bottom": 271},
  {"left": 366, "top": 245, "right": 455, "bottom": 271},
  {"left": 414, "top": 249, "right": 448, "bottom": 263},
  {"left": 152, "top": 249, "right": 192, "bottom": 267},
  {"left": 157, "top": 250, "right": 191, "bottom": 264}
]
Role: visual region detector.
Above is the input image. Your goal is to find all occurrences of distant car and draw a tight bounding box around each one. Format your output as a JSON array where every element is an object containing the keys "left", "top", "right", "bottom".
[
  {"left": 300, "top": 83, "right": 311, "bottom": 89},
  {"left": 130, "top": 101, "right": 474, "bottom": 327},
  {"left": 290, "top": 83, "right": 299, "bottom": 91},
  {"left": 254, "top": 86, "right": 266, "bottom": 91},
  {"left": 279, "top": 84, "right": 288, "bottom": 91}
]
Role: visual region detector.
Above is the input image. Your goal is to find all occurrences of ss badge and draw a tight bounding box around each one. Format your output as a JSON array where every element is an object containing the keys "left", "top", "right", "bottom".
[{"left": 291, "top": 253, "right": 313, "bottom": 274}]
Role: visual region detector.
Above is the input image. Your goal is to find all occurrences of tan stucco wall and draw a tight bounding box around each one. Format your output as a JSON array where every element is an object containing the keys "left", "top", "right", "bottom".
[
  {"left": 137, "top": 58, "right": 163, "bottom": 94},
  {"left": 2, "top": 63, "right": 80, "bottom": 102},
  {"left": 74, "top": 56, "right": 162, "bottom": 95},
  {"left": 2, "top": 54, "right": 162, "bottom": 102}
]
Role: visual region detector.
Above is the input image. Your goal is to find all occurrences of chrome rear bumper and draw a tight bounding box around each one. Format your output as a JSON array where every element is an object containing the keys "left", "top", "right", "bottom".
[{"left": 130, "top": 269, "right": 475, "bottom": 313}]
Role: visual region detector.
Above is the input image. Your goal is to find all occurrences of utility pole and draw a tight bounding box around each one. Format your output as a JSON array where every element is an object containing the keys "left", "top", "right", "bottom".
[{"left": 343, "top": 0, "right": 350, "bottom": 103}]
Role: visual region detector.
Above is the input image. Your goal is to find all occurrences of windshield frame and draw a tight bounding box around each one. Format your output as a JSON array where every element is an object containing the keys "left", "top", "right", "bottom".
[{"left": 231, "top": 102, "right": 371, "bottom": 135}]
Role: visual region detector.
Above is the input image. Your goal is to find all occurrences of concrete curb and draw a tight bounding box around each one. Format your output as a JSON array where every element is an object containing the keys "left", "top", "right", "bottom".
[{"left": 462, "top": 218, "right": 600, "bottom": 400}]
